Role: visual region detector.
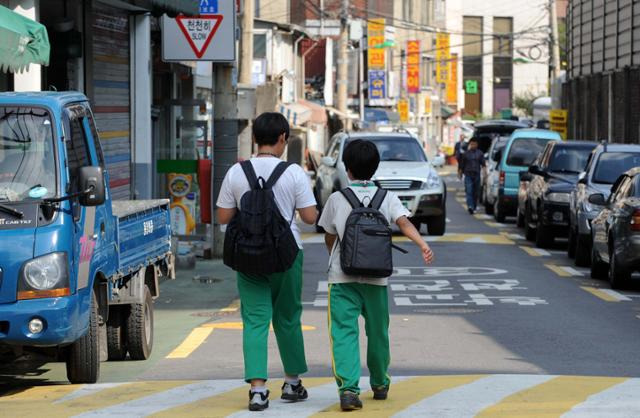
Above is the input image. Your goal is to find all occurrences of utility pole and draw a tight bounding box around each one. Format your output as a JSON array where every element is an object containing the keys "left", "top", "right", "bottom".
[
  {"left": 549, "top": 0, "right": 561, "bottom": 80},
  {"left": 239, "top": 0, "right": 255, "bottom": 84},
  {"left": 359, "top": 40, "right": 365, "bottom": 122},
  {"left": 337, "top": 0, "right": 349, "bottom": 119}
]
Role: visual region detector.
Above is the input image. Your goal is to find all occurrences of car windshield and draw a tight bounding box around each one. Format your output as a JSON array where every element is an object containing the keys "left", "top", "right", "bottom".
[
  {"left": 490, "top": 137, "right": 509, "bottom": 159},
  {"left": 506, "top": 137, "right": 551, "bottom": 166},
  {"left": 593, "top": 152, "right": 640, "bottom": 184},
  {"left": 547, "top": 147, "right": 593, "bottom": 174},
  {"left": 0, "top": 107, "right": 57, "bottom": 202},
  {"left": 344, "top": 138, "right": 427, "bottom": 162}
]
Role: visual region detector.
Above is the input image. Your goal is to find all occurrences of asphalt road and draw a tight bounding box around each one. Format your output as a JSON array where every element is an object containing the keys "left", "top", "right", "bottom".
[{"left": 3, "top": 171, "right": 640, "bottom": 416}]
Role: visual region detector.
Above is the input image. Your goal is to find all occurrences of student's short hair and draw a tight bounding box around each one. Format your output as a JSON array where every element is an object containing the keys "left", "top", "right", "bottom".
[
  {"left": 343, "top": 139, "right": 380, "bottom": 180},
  {"left": 253, "top": 112, "right": 290, "bottom": 146},
  {"left": 468, "top": 137, "right": 479, "bottom": 144}
]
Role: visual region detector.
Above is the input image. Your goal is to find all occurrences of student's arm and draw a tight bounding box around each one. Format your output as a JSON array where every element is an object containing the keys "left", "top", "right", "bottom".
[
  {"left": 298, "top": 205, "right": 318, "bottom": 225},
  {"left": 396, "top": 216, "right": 434, "bottom": 265},
  {"left": 216, "top": 208, "right": 236, "bottom": 225},
  {"left": 216, "top": 166, "right": 238, "bottom": 225},
  {"left": 324, "top": 233, "right": 337, "bottom": 253}
]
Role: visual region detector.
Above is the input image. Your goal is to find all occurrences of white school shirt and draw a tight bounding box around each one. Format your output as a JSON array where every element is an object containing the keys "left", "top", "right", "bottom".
[
  {"left": 317, "top": 184, "right": 410, "bottom": 286},
  {"left": 216, "top": 157, "right": 317, "bottom": 249}
]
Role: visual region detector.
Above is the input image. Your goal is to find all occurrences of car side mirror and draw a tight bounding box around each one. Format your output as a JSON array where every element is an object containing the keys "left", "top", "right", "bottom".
[
  {"left": 588, "top": 193, "right": 606, "bottom": 206},
  {"left": 78, "top": 166, "right": 106, "bottom": 207},
  {"left": 528, "top": 165, "right": 544, "bottom": 176},
  {"left": 578, "top": 172, "right": 587, "bottom": 184},
  {"left": 321, "top": 156, "right": 337, "bottom": 167}
]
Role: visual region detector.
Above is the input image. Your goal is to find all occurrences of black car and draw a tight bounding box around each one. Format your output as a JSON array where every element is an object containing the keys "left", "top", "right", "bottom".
[{"left": 523, "top": 140, "right": 596, "bottom": 248}]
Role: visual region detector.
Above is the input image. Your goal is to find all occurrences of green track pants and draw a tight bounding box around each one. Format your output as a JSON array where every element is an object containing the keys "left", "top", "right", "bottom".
[
  {"left": 236, "top": 251, "right": 308, "bottom": 382},
  {"left": 328, "top": 282, "right": 391, "bottom": 394}
]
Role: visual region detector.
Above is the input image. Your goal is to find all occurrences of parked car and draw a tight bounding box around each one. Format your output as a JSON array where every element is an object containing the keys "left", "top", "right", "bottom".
[
  {"left": 523, "top": 141, "right": 596, "bottom": 247},
  {"left": 315, "top": 132, "right": 446, "bottom": 235},
  {"left": 488, "top": 129, "right": 562, "bottom": 222},
  {"left": 470, "top": 120, "right": 529, "bottom": 154},
  {"left": 589, "top": 168, "right": 640, "bottom": 288},
  {"left": 481, "top": 135, "right": 510, "bottom": 215},
  {"left": 568, "top": 144, "right": 640, "bottom": 266},
  {"left": 0, "top": 92, "right": 174, "bottom": 383}
]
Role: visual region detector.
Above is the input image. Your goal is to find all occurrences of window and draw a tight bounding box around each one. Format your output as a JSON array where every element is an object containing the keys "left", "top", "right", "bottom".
[
  {"left": 593, "top": 152, "right": 640, "bottom": 184},
  {"left": 253, "top": 34, "right": 266, "bottom": 59},
  {"left": 463, "top": 16, "right": 483, "bottom": 114},
  {"left": 506, "top": 138, "right": 551, "bottom": 166},
  {"left": 65, "top": 106, "right": 90, "bottom": 191},
  {"left": 85, "top": 110, "right": 105, "bottom": 168},
  {"left": 547, "top": 147, "right": 593, "bottom": 173}
]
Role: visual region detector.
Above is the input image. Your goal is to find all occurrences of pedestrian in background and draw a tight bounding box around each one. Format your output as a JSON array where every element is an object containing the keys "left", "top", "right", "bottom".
[
  {"left": 458, "top": 137, "right": 485, "bottom": 214},
  {"left": 216, "top": 112, "right": 318, "bottom": 411},
  {"left": 454, "top": 134, "right": 466, "bottom": 162}
]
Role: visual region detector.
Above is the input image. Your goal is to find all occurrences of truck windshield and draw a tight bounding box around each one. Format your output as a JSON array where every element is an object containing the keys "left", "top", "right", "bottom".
[
  {"left": 0, "top": 107, "right": 57, "bottom": 202},
  {"left": 593, "top": 152, "right": 640, "bottom": 184},
  {"left": 506, "top": 137, "right": 550, "bottom": 166}
]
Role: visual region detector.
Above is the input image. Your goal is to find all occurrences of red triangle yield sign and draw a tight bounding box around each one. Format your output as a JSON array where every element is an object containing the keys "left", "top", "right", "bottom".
[{"left": 176, "top": 15, "right": 224, "bottom": 59}]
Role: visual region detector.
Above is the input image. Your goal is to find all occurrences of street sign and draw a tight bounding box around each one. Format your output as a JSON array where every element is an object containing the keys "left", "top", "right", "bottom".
[
  {"left": 368, "top": 70, "right": 386, "bottom": 103},
  {"left": 162, "top": 0, "right": 236, "bottom": 62},
  {"left": 465, "top": 80, "right": 478, "bottom": 94},
  {"left": 406, "top": 40, "right": 420, "bottom": 94},
  {"left": 550, "top": 109, "right": 568, "bottom": 139},
  {"left": 398, "top": 98, "right": 409, "bottom": 123}
]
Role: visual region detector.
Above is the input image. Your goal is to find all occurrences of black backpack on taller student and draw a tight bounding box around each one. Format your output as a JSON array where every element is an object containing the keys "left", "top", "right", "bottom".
[{"left": 223, "top": 161, "right": 299, "bottom": 275}]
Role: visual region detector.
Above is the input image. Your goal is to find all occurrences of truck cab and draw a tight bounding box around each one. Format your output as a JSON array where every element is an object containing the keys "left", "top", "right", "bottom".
[{"left": 0, "top": 92, "right": 173, "bottom": 383}]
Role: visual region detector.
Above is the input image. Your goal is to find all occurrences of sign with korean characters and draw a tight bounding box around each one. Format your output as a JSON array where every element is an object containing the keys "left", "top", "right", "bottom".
[
  {"left": 367, "top": 18, "right": 386, "bottom": 69},
  {"left": 398, "top": 98, "right": 409, "bottom": 123},
  {"left": 425, "top": 95, "right": 432, "bottom": 115},
  {"left": 550, "top": 109, "right": 568, "bottom": 139},
  {"left": 447, "top": 53, "right": 458, "bottom": 105},
  {"left": 465, "top": 79, "right": 478, "bottom": 94},
  {"left": 406, "top": 40, "right": 420, "bottom": 94},
  {"left": 435, "top": 33, "right": 450, "bottom": 84},
  {"left": 368, "top": 70, "right": 386, "bottom": 103},
  {"left": 162, "top": 0, "right": 236, "bottom": 62}
]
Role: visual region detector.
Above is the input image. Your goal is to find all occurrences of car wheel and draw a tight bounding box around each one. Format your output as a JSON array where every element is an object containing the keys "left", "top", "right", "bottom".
[
  {"left": 494, "top": 200, "right": 505, "bottom": 223},
  {"left": 485, "top": 196, "right": 494, "bottom": 215},
  {"left": 590, "top": 244, "right": 608, "bottom": 279},
  {"left": 609, "top": 245, "right": 631, "bottom": 290},
  {"left": 535, "top": 217, "right": 554, "bottom": 249},
  {"left": 427, "top": 212, "right": 446, "bottom": 236},
  {"left": 574, "top": 234, "right": 591, "bottom": 267},
  {"left": 516, "top": 207, "right": 525, "bottom": 228},
  {"left": 567, "top": 227, "right": 576, "bottom": 259},
  {"left": 524, "top": 205, "right": 536, "bottom": 241}
]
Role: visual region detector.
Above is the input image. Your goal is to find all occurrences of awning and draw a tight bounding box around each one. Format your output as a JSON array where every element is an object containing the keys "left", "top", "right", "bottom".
[
  {"left": 441, "top": 105, "right": 455, "bottom": 119},
  {"left": 298, "top": 99, "right": 328, "bottom": 124},
  {"left": 279, "top": 102, "right": 312, "bottom": 127},
  {"left": 0, "top": 6, "right": 49, "bottom": 73}
]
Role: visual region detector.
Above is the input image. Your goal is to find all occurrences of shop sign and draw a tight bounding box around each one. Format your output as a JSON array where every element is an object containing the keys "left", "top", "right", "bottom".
[
  {"left": 447, "top": 53, "right": 458, "bottom": 105},
  {"left": 398, "top": 98, "right": 409, "bottom": 123},
  {"left": 368, "top": 70, "right": 386, "bottom": 102},
  {"left": 406, "top": 40, "right": 420, "bottom": 94},
  {"left": 367, "top": 18, "right": 386, "bottom": 69},
  {"left": 435, "top": 33, "right": 450, "bottom": 84}
]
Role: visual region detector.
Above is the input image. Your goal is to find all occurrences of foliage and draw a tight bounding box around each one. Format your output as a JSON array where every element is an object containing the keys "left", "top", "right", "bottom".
[{"left": 513, "top": 91, "right": 540, "bottom": 117}]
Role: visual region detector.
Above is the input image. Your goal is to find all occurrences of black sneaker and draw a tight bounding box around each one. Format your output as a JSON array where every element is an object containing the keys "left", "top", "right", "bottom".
[
  {"left": 281, "top": 380, "right": 308, "bottom": 401},
  {"left": 340, "top": 391, "right": 363, "bottom": 411},
  {"left": 248, "top": 389, "right": 269, "bottom": 411},
  {"left": 372, "top": 385, "right": 389, "bottom": 400},
  {"left": 468, "top": 208, "right": 474, "bottom": 215}
]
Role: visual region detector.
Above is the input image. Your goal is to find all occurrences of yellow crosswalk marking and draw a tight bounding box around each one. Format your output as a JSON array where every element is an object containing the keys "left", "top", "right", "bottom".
[
  {"left": 312, "top": 375, "right": 483, "bottom": 416},
  {"left": 521, "top": 246, "right": 542, "bottom": 257},
  {"left": 476, "top": 376, "right": 626, "bottom": 417},
  {"left": 581, "top": 286, "right": 620, "bottom": 302},
  {"left": 545, "top": 264, "right": 572, "bottom": 277},
  {"left": 166, "top": 327, "right": 214, "bottom": 359},
  {"left": 0, "top": 384, "right": 79, "bottom": 402}
]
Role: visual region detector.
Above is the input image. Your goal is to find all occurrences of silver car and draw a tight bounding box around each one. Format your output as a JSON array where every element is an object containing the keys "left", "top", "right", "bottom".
[{"left": 315, "top": 132, "right": 446, "bottom": 235}]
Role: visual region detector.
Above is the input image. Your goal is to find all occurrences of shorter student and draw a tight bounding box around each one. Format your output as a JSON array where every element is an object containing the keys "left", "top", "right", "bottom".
[{"left": 318, "top": 139, "right": 434, "bottom": 411}]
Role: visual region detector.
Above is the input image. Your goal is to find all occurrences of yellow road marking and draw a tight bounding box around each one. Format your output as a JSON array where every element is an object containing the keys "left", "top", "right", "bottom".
[
  {"left": 0, "top": 384, "right": 79, "bottom": 402},
  {"left": 0, "top": 381, "right": 191, "bottom": 417},
  {"left": 313, "top": 375, "right": 483, "bottom": 416},
  {"left": 545, "top": 264, "right": 572, "bottom": 277},
  {"left": 200, "top": 321, "right": 316, "bottom": 331},
  {"left": 581, "top": 286, "right": 620, "bottom": 302},
  {"left": 476, "top": 376, "right": 626, "bottom": 417},
  {"left": 520, "top": 246, "right": 542, "bottom": 257},
  {"left": 166, "top": 327, "right": 213, "bottom": 359},
  {"left": 152, "top": 378, "right": 333, "bottom": 417},
  {"left": 219, "top": 299, "right": 240, "bottom": 312}
]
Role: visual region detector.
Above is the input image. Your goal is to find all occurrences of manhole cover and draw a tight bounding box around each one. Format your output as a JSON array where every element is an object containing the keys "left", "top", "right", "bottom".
[
  {"left": 193, "top": 276, "right": 223, "bottom": 284},
  {"left": 413, "top": 308, "right": 483, "bottom": 314}
]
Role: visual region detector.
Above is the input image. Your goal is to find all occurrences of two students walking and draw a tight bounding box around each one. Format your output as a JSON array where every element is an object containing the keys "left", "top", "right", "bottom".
[{"left": 216, "top": 112, "right": 434, "bottom": 412}]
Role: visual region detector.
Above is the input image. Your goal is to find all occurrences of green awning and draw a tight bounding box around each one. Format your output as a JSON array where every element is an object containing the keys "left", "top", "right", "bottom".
[
  {"left": 0, "top": 6, "right": 49, "bottom": 73},
  {"left": 148, "top": 0, "right": 199, "bottom": 15},
  {"left": 441, "top": 105, "right": 456, "bottom": 119}
]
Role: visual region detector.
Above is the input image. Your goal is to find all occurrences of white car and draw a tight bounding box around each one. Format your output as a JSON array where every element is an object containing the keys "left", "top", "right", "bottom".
[{"left": 315, "top": 132, "right": 446, "bottom": 235}]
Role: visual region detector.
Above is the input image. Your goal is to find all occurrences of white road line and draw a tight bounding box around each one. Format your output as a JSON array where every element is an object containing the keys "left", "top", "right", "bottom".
[
  {"left": 563, "top": 378, "right": 640, "bottom": 417},
  {"left": 393, "top": 375, "right": 554, "bottom": 418},
  {"left": 73, "top": 380, "right": 246, "bottom": 418},
  {"left": 599, "top": 289, "right": 633, "bottom": 302},
  {"left": 561, "top": 266, "right": 585, "bottom": 276},
  {"left": 55, "top": 383, "right": 126, "bottom": 404},
  {"left": 505, "top": 233, "right": 525, "bottom": 240},
  {"left": 532, "top": 248, "right": 551, "bottom": 256}
]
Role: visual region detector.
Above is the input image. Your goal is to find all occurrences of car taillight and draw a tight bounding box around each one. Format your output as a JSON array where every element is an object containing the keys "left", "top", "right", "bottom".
[
  {"left": 499, "top": 171, "right": 505, "bottom": 188},
  {"left": 631, "top": 209, "right": 640, "bottom": 231}
]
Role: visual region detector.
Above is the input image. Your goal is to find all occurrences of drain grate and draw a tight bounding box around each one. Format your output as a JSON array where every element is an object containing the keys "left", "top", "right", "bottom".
[{"left": 192, "top": 275, "right": 223, "bottom": 284}]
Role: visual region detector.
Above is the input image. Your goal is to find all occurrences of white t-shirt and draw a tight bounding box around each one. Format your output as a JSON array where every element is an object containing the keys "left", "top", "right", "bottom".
[
  {"left": 216, "top": 157, "right": 316, "bottom": 248},
  {"left": 318, "top": 185, "right": 410, "bottom": 286}
]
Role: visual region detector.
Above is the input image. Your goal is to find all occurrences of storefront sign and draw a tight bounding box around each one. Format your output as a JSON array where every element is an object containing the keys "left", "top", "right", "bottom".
[
  {"left": 406, "top": 40, "right": 420, "bottom": 94},
  {"left": 465, "top": 79, "right": 478, "bottom": 94},
  {"left": 425, "top": 95, "right": 432, "bottom": 115},
  {"left": 550, "top": 109, "right": 568, "bottom": 139},
  {"left": 368, "top": 70, "right": 386, "bottom": 102},
  {"left": 447, "top": 53, "right": 458, "bottom": 105},
  {"left": 435, "top": 33, "right": 450, "bottom": 84},
  {"left": 398, "top": 98, "right": 409, "bottom": 123},
  {"left": 367, "top": 18, "right": 386, "bottom": 69}
]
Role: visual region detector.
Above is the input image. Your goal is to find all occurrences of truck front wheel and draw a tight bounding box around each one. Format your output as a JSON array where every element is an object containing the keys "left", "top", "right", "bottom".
[
  {"left": 126, "top": 285, "right": 154, "bottom": 360},
  {"left": 66, "top": 291, "right": 100, "bottom": 383}
]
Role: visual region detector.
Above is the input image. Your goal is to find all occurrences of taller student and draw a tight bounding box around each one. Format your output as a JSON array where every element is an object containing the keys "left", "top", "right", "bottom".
[{"left": 216, "top": 112, "right": 318, "bottom": 411}]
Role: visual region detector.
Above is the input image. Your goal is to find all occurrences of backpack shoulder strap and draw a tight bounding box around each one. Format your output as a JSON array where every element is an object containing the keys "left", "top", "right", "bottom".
[
  {"left": 240, "top": 160, "right": 259, "bottom": 189},
  {"left": 265, "top": 161, "right": 293, "bottom": 189},
  {"left": 369, "top": 188, "right": 388, "bottom": 210},
  {"left": 339, "top": 188, "right": 362, "bottom": 209}
]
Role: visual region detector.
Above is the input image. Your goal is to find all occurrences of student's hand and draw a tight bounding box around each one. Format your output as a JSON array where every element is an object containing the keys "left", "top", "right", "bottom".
[
  {"left": 457, "top": 171, "right": 463, "bottom": 180},
  {"left": 421, "top": 244, "right": 434, "bottom": 265}
]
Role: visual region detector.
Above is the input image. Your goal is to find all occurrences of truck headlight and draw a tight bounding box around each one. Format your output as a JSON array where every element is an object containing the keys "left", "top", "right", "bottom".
[
  {"left": 546, "top": 192, "right": 570, "bottom": 203},
  {"left": 18, "top": 252, "right": 70, "bottom": 300},
  {"left": 423, "top": 172, "right": 441, "bottom": 189}
]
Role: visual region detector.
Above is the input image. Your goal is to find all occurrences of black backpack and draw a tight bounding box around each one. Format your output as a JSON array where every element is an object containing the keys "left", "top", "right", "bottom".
[
  {"left": 223, "top": 161, "right": 299, "bottom": 275},
  {"left": 339, "top": 188, "right": 407, "bottom": 278}
]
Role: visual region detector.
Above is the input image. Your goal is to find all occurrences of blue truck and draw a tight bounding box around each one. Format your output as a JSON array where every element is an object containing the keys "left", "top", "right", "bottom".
[{"left": 0, "top": 92, "right": 174, "bottom": 383}]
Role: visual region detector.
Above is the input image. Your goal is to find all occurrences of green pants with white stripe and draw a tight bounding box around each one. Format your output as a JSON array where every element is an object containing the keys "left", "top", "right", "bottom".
[
  {"left": 237, "top": 251, "right": 308, "bottom": 382},
  {"left": 328, "top": 282, "right": 391, "bottom": 394}
]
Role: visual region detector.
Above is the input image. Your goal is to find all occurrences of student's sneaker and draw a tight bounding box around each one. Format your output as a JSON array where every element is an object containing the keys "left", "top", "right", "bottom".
[
  {"left": 281, "top": 380, "right": 309, "bottom": 401},
  {"left": 248, "top": 389, "right": 270, "bottom": 411},
  {"left": 468, "top": 207, "right": 474, "bottom": 215},
  {"left": 340, "top": 391, "right": 363, "bottom": 411},
  {"left": 372, "top": 385, "right": 389, "bottom": 400}
]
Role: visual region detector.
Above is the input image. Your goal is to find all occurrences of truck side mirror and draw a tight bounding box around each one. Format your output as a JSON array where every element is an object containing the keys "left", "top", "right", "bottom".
[
  {"left": 78, "top": 166, "right": 106, "bottom": 207},
  {"left": 588, "top": 193, "right": 606, "bottom": 206}
]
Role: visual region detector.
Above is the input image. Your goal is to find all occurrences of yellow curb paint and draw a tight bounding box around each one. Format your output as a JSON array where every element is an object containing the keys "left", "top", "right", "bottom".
[
  {"left": 436, "top": 234, "right": 514, "bottom": 245},
  {"left": 581, "top": 286, "right": 620, "bottom": 302},
  {"left": 545, "top": 264, "right": 572, "bottom": 277},
  {"left": 219, "top": 299, "right": 240, "bottom": 312},
  {"left": 476, "top": 376, "right": 627, "bottom": 417},
  {"left": 312, "top": 375, "right": 484, "bottom": 417},
  {"left": 520, "top": 246, "right": 542, "bottom": 257},
  {"left": 200, "top": 321, "right": 316, "bottom": 331},
  {"left": 166, "top": 327, "right": 213, "bottom": 359}
]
